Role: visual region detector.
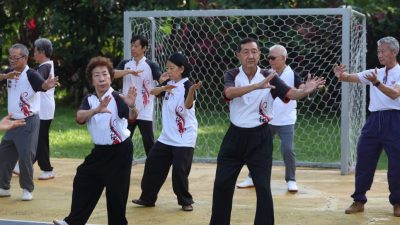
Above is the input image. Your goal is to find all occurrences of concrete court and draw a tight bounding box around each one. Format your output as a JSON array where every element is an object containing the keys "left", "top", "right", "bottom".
[{"left": 0, "top": 158, "right": 399, "bottom": 225}]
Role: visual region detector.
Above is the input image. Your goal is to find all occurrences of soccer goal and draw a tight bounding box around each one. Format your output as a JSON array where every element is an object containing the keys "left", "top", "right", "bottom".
[{"left": 123, "top": 8, "right": 366, "bottom": 175}]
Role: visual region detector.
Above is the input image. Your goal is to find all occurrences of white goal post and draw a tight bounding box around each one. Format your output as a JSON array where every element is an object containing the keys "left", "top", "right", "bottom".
[{"left": 123, "top": 8, "right": 366, "bottom": 175}]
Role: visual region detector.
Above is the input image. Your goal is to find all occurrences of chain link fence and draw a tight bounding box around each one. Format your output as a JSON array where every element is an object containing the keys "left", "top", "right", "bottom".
[{"left": 124, "top": 8, "right": 366, "bottom": 174}]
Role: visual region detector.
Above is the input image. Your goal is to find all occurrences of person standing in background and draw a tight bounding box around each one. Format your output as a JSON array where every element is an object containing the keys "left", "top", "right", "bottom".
[
  {"left": 33, "top": 38, "right": 56, "bottom": 180},
  {"left": 115, "top": 34, "right": 162, "bottom": 156}
]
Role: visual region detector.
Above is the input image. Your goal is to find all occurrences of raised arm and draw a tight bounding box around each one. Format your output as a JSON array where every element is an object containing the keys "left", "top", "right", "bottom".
[
  {"left": 333, "top": 64, "right": 361, "bottom": 83},
  {"left": 224, "top": 74, "right": 276, "bottom": 100},
  {"left": 286, "top": 74, "right": 326, "bottom": 100},
  {"left": 114, "top": 69, "right": 143, "bottom": 79},
  {"left": 185, "top": 81, "right": 202, "bottom": 109},
  {"left": 364, "top": 68, "right": 400, "bottom": 100},
  {"left": 0, "top": 71, "right": 21, "bottom": 81},
  {"left": 76, "top": 96, "right": 112, "bottom": 124}
]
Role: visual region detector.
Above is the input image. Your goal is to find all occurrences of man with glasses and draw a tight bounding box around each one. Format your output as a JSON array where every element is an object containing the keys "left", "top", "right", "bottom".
[
  {"left": 209, "top": 37, "right": 325, "bottom": 225},
  {"left": 0, "top": 43, "right": 58, "bottom": 201},
  {"left": 237, "top": 44, "right": 304, "bottom": 193},
  {"left": 334, "top": 36, "right": 400, "bottom": 217}
]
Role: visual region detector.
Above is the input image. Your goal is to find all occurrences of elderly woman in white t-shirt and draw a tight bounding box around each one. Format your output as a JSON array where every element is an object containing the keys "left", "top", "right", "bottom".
[
  {"left": 132, "top": 52, "right": 202, "bottom": 212},
  {"left": 53, "top": 56, "right": 137, "bottom": 225}
]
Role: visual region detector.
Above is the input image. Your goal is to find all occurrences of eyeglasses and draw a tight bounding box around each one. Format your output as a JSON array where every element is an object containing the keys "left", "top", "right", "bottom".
[
  {"left": 8, "top": 55, "right": 25, "bottom": 62},
  {"left": 267, "top": 56, "right": 277, "bottom": 61}
]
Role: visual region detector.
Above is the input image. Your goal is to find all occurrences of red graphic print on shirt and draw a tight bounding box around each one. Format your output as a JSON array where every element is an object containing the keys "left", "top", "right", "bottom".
[
  {"left": 259, "top": 101, "right": 271, "bottom": 124},
  {"left": 19, "top": 92, "right": 31, "bottom": 116},
  {"left": 109, "top": 118, "right": 122, "bottom": 144},
  {"left": 175, "top": 106, "right": 186, "bottom": 136},
  {"left": 142, "top": 80, "right": 150, "bottom": 108}
]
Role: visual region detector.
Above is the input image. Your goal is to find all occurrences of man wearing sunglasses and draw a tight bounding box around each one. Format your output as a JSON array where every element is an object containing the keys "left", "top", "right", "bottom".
[
  {"left": 237, "top": 45, "right": 304, "bottom": 193},
  {"left": 334, "top": 36, "right": 400, "bottom": 217},
  {"left": 0, "top": 43, "right": 58, "bottom": 201}
]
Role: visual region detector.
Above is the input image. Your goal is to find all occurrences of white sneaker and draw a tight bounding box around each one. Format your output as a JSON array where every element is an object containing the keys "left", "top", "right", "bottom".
[
  {"left": 53, "top": 220, "right": 69, "bottom": 225},
  {"left": 236, "top": 177, "right": 254, "bottom": 188},
  {"left": 38, "top": 171, "right": 55, "bottom": 180},
  {"left": 0, "top": 188, "right": 11, "bottom": 197},
  {"left": 13, "top": 163, "right": 20, "bottom": 175},
  {"left": 21, "top": 189, "right": 33, "bottom": 201},
  {"left": 287, "top": 180, "right": 298, "bottom": 192}
]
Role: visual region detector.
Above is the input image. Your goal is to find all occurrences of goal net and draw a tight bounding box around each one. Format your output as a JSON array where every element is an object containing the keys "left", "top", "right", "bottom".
[{"left": 124, "top": 8, "right": 366, "bottom": 174}]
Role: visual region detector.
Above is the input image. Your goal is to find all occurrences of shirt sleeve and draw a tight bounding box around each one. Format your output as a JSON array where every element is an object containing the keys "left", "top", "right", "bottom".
[
  {"left": 270, "top": 75, "right": 291, "bottom": 102},
  {"left": 27, "top": 69, "right": 45, "bottom": 92},
  {"left": 36, "top": 64, "right": 52, "bottom": 80},
  {"left": 147, "top": 60, "right": 162, "bottom": 82},
  {"left": 223, "top": 68, "right": 239, "bottom": 101},
  {"left": 116, "top": 60, "right": 129, "bottom": 70},
  {"left": 78, "top": 95, "right": 91, "bottom": 110},
  {"left": 112, "top": 91, "right": 130, "bottom": 119},
  {"left": 183, "top": 80, "right": 195, "bottom": 101},
  {"left": 294, "top": 73, "right": 304, "bottom": 88}
]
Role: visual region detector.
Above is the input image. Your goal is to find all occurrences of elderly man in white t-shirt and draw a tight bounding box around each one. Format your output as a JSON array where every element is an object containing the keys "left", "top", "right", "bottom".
[
  {"left": 334, "top": 36, "right": 400, "bottom": 217},
  {"left": 237, "top": 45, "right": 305, "bottom": 192},
  {"left": 0, "top": 43, "right": 58, "bottom": 201}
]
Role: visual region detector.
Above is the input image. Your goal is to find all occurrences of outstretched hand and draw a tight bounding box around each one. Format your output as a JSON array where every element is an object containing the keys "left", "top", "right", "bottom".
[
  {"left": 303, "top": 73, "right": 326, "bottom": 94},
  {"left": 163, "top": 84, "right": 177, "bottom": 95},
  {"left": 96, "top": 95, "right": 112, "bottom": 114},
  {"left": 126, "top": 68, "right": 144, "bottom": 77},
  {"left": 42, "top": 75, "right": 60, "bottom": 90},
  {"left": 190, "top": 81, "right": 202, "bottom": 91},
  {"left": 0, "top": 113, "right": 26, "bottom": 131},
  {"left": 333, "top": 64, "right": 347, "bottom": 80},
  {"left": 254, "top": 72, "right": 277, "bottom": 89},
  {"left": 159, "top": 72, "right": 169, "bottom": 84},
  {"left": 120, "top": 85, "right": 137, "bottom": 108},
  {"left": 363, "top": 68, "right": 379, "bottom": 84},
  {"left": 5, "top": 71, "right": 21, "bottom": 80}
]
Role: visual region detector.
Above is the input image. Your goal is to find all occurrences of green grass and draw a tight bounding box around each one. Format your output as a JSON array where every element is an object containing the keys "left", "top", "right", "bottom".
[{"left": 0, "top": 105, "right": 388, "bottom": 169}]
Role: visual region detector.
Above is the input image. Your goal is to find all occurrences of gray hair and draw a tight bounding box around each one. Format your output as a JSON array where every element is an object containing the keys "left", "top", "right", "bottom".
[
  {"left": 377, "top": 36, "right": 399, "bottom": 55},
  {"left": 34, "top": 38, "right": 53, "bottom": 58},
  {"left": 10, "top": 43, "right": 29, "bottom": 57},
  {"left": 269, "top": 44, "right": 287, "bottom": 58}
]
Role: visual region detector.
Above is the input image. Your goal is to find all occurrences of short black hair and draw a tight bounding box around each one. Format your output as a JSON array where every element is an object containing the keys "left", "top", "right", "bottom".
[
  {"left": 237, "top": 37, "right": 260, "bottom": 52},
  {"left": 131, "top": 34, "right": 148, "bottom": 48},
  {"left": 167, "top": 52, "right": 192, "bottom": 78}
]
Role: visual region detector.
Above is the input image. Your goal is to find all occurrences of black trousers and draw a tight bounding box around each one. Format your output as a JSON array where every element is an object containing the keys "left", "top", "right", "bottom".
[
  {"left": 210, "top": 123, "right": 274, "bottom": 225},
  {"left": 128, "top": 119, "right": 154, "bottom": 156},
  {"left": 34, "top": 119, "right": 53, "bottom": 171},
  {"left": 139, "top": 141, "right": 194, "bottom": 206},
  {"left": 64, "top": 138, "right": 133, "bottom": 225}
]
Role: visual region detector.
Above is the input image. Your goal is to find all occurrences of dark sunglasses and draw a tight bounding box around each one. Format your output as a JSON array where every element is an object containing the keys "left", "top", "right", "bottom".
[{"left": 267, "top": 56, "right": 277, "bottom": 60}]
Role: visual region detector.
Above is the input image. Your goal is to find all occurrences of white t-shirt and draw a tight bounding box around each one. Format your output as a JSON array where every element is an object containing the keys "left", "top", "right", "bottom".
[
  {"left": 270, "top": 65, "right": 303, "bottom": 126},
  {"left": 78, "top": 87, "right": 131, "bottom": 145},
  {"left": 38, "top": 60, "right": 55, "bottom": 120},
  {"left": 223, "top": 66, "right": 291, "bottom": 128},
  {"left": 7, "top": 65, "right": 43, "bottom": 119},
  {"left": 117, "top": 57, "right": 161, "bottom": 121},
  {"left": 358, "top": 64, "right": 400, "bottom": 112},
  {"left": 157, "top": 78, "right": 198, "bottom": 148}
]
